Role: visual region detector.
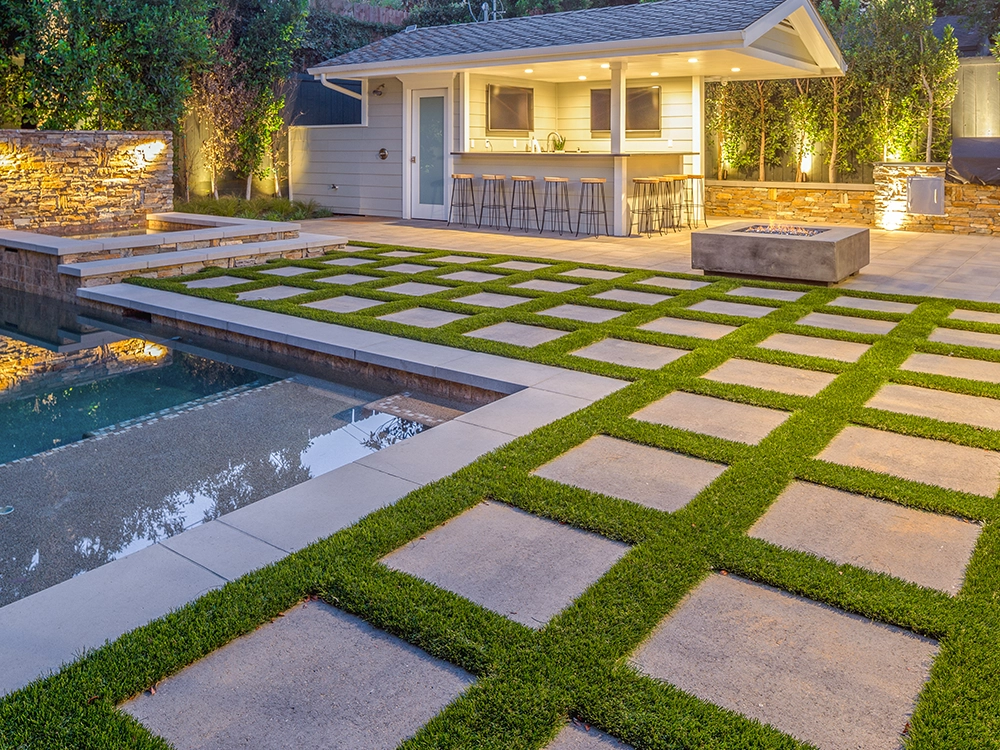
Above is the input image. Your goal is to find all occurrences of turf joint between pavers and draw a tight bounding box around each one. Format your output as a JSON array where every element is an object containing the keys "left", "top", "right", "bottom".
[{"left": 3, "top": 242, "right": 999, "bottom": 749}]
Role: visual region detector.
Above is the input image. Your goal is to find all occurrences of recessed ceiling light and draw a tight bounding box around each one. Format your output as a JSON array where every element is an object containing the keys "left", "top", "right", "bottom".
[
  {"left": 600, "top": 63, "right": 610, "bottom": 69},
  {"left": 578, "top": 75, "right": 587, "bottom": 80},
  {"left": 687, "top": 58, "right": 698, "bottom": 63},
  {"left": 650, "top": 71, "right": 659, "bottom": 76},
  {"left": 731, "top": 67, "right": 741, "bottom": 72},
  {"left": 524, "top": 68, "right": 533, "bottom": 73}
]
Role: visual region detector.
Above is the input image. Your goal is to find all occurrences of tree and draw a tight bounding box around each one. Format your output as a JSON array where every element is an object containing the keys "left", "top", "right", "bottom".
[
  {"left": 725, "top": 79, "right": 789, "bottom": 181},
  {"left": 816, "top": 0, "right": 863, "bottom": 182},
  {"left": 785, "top": 79, "right": 821, "bottom": 182},
  {"left": 916, "top": 23, "right": 959, "bottom": 162},
  {"left": 0, "top": 0, "right": 37, "bottom": 127}
]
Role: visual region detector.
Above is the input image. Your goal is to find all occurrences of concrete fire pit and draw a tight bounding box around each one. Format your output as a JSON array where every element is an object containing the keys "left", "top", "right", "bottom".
[{"left": 691, "top": 222, "right": 870, "bottom": 285}]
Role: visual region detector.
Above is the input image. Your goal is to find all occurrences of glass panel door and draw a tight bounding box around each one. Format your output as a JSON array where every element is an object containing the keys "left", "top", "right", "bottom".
[{"left": 411, "top": 89, "right": 448, "bottom": 220}]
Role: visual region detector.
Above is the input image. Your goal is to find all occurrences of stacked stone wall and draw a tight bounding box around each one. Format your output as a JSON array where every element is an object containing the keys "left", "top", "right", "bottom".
[
  {"left": 706, "top": 181, "right": 875, "bottom": 225},
  {"left": 873, "top": 163, "right": 1000, "bottom": 235},
  {"left": 0, "top": 130, "right": 173, "bottom": 234}
]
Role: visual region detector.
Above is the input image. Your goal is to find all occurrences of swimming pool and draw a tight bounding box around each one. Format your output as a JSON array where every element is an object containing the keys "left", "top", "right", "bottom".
[{"left": 0, "top": 291, "right": 471, "bottom": 607}]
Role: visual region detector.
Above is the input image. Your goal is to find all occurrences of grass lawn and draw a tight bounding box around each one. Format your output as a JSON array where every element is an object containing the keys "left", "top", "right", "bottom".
[{"left": 2, "top": 242, "right": 999, "bottom": 749}]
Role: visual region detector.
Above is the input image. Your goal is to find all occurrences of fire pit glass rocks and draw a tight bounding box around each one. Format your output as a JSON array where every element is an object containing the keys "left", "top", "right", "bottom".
[{"left": 692, "top": 221, "right": 869, "bottom": 285}]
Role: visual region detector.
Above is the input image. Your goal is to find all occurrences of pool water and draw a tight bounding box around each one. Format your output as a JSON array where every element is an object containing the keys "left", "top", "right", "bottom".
[{"left": 0, "top": 293, "right": 468, "bottom": 608}]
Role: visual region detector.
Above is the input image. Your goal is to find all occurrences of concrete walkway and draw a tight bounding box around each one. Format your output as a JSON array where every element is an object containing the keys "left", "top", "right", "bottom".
[{"left": 303, "top": 215, "right": 1000, "bottom": 301}]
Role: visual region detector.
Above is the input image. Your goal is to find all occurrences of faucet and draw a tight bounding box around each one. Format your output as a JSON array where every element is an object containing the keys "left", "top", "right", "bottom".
[{"left": 546, "top": 132, "right": 566, "bottom": 152}]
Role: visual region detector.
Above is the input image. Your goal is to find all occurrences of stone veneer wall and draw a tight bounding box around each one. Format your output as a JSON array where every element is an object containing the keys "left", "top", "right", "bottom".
[
  {"left": 0, "top": 130, "right": 173, "bottom": 234},
  {"left": 705, "top": 181, "right": 875, "bottom": 225}
]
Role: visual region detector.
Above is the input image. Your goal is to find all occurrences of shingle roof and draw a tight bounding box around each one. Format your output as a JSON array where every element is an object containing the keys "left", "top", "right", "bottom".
[{"left": 315, "top": 0, "right": 787, "bottom": 68}]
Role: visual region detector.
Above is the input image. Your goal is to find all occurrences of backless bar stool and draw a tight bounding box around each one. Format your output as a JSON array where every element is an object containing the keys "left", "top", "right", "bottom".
[
  {"left": 509, "top": 175, "right": 539, "bottom": 232},
  {"left": 684, "top": 174, "right": 709, "bottom": 228},
  {"left": 540, "top": 176, "right": 572, "bottom": 235},
  {"left": 479, "top": 174, "right": 508, "bottom": 230},
  {"left": 629, "top": 177, "right": 660, "bottom": 237},
  {"left": 576, "top": 177, "right": 609, "bottom": 237},
  {"left": 661, "top": 175, "right": 686, "bottom": 232},
  {"left": 447, "top": 173, "right": 476, "bottom": 227}
]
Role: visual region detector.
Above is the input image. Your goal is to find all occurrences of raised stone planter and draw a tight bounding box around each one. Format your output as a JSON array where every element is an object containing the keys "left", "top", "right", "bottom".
[{"left": 691, "top": 221, "right": 870, "bottom": 285}]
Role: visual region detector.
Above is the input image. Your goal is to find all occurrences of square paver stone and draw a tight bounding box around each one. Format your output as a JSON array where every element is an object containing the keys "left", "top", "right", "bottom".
[
  {"left": 929, "top": 326, "right": 1000, "bottom": 350},
  {"left": 456, "top": 291, "right": 528, "bottom": 309},
  {"left": 950, "top": 308, "right": 1000, "bottom": 325},
  {"left": 728, "top": 286, "right": 805, "bottom": 302},
  {"left": 379, "top": 262, "right": 437, "bottom": 274},
  {"left": 632, "top": 392, "right": 789, "bottom": 445},
  {"left": 378, "top": 307, "right": 469, "bottom": 328},
  {"left": 464, "top": 321, "right": 568, "bottom": 347},
  {"left": 380, "top": 250, "right": 422, "bottom": 257},
  {"left": 258, "top": 266, "right": 313, "bottom": 277},
  {"left": 433, "top": 254, "right": 483, "bottom": 264},
  {"left": 867, "top": 383, "right": 1000, "bottom": 430},
  {"left": 830, "top": 296, "right": 917, "bottom": 314},
  {"left": 704, "top": 359, "right": 836, "bottom": 397},
  {"left": 559, "top": 268, "right": 626, "bottom": 280},
  {"left": 323, "top": 256, "right": 374, "bottom": 266},
  {"left": 315, "top": 273, "right": 380, "bottom": 286},
  {"left": 688, "top": 299, "right": 775, "bottom": 318},
  {"left": 121, "top": 601, "right": 474, "bottom": 750},
  {"left": 382, "top": 282, "right": 452, "bottom": 297},
  {"left": 901, "top": 352, "right": 1000, "bottom": 383},
  {"left": 637, "top": 277, "right": 709, "bottom": 291},
  {"left": 236, "top": 286, "right": 304, "bottom": 301},
  {"left": 798, "top": 312, "right": 897, "bottom": 335},
  {"left": 631, "top": 575, "right": 938, "bottom": 750},
  {"left": 381, "top": 502, "right": 628, "bottom": 628},
  {"left": 538, "top": 304, "right": 625, "bottom": 323},
  {"left": 440, "top": 270, "right": 505, "bottom": 283},
  {"left": 571, "top": 338, "right": 687, "bottom": 369},
  {"left": 183, "top": 275, "right": 245, "bottom": 289},
  {"left": 591, "top": 289, "right": 671, "bottom": 305},
  {"left": 533, "top": 434, "right": 726, "bottom": 513},
  {"left": 818, "top": 425, "right": 1000, "bottom": 497},
  {"left": 495, "top": 260, "right": 552, "bottom": 271},
  {"left": 639, "top": 316, "right": 738, "bottom": 340},
  {"left": 513, "top": 279, "right": 582, "bottom": 293},
  {"left": 547, "top": 724, "right": 634, "bottom": 749},
  {"left": 749, "top": 481, "right": 981, "bottom": 595},
  {"left": 758, "top": 332, "right": 871, "bottom": 363},
  {"left": 303, "top": 295, "right": 382, "bottom": 314}
]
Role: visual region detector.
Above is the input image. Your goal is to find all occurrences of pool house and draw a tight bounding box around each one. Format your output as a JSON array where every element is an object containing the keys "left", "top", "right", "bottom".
[{"left": 293, "top": 0, "right": 845, "bottom": 237}]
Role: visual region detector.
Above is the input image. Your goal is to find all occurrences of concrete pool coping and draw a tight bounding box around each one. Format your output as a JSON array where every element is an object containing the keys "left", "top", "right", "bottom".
[{"left": 0, "top": 283, "right": 627, "bottom": 697}]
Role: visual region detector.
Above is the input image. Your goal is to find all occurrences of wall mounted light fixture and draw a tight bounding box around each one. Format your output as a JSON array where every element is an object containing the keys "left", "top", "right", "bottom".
[{"left": 371, "top": 84, "right": 385, "bottom": 97}]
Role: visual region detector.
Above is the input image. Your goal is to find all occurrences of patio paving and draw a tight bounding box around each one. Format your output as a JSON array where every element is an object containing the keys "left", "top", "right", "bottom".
[
  {"left": 440, "top": 270, "right": 505, "bottom": 283},
  {"left": 829, "top": 296, "right": 918, "bottom": 314},
  {"left": 381, "top": 502, "right": 628, "bottom": 628},
  {"left": 728, "top": 286, "right": 805, "bottom": 302},
  {"left": 495, "top": 260, "right": 553, "bottom": 271},
  {"left": 818, "top": 425, "right": 1000, "bottom": 496},
  {"left": 547, "top": 724, "right": 633, "bottom": 748},
  {"left": 559, "top": 268, "right": 626, "bottom": 280},
  {"left": 571, "top": 338, "right": 687, "bottom": 369},
  {"left": 797, "top": 312, "right": 897, "bottom": 335},
  {"left": 757, "top": 332, "right": 871, "bottom": 362},
  {"left": 259, "top": 266, "right": 313, "bottom": 277},
  {"left": 637, "top": 277, "right": 708, "bottom": 290},
  {"left": 455, "top": 291, "right": 529, "bottom": 308},
  {"left": 749, "top": 482, "right": 981, "bottom": 595},
  {"left": 513, "top": 279, "right": 583, "bottom": 293},
  {"left": 122, "top": 601, "right": 474, "bottom": 749},
  {"left": 900, "top": 352, "right": 1000, "bottom": 382},
  {"left": 379, "top": 262, "right": 437, "bottom": 274},
  {"left": 432, "top": 254, "right": 481, "bottom": 264},
  {"left": 236, "top": 286, "right": 304, "bottom": 301},
  {"left": 533, "top": 435, "right": 726, "bottom": 513},
  {"left": 631, "top": 392, "right": 790, "bottom": 445},
  {"left": 950, "top": 308, "right": 1000, "bottom": 325},
  {"left": 183, "top": 275, "right": 245, "bottom": 289},
  {"left": 591, "top": 289, "right": 671, "bottom": 305},
  {"left": 538, "top": 304, "right": 625, "bottom": 323},
  {"left": 381, "top": 281, "right": 452, "bottom": 296},
  {"left": 464, "top": 321, "right": 569, "bottom": 347},
  {"left": 303, "top": 295, "right": 383, "bottom": 313},
  {"left": 380, "top": 250, "right": 422, "bottom": 257},
  {"left": 314, "top": 273, "right": 380, "bottom": 286},
  {"left": 703, "top": 359, "right": 837, "bottom": 397},
  {"left": 867, "top": 383, "right": 1000, "bottom": 430},
  {"left": 323, "top": 256, "right": 374, "bottom": 266},
  {"left": 631, "top": 575, "right": 938, "bottom": 750},
  {"left": 688, "top": 300, "right": 776, "bottom": 318},
  {"left": 379, "top": 308, "right": 470, "bottom": 328},
  {"left": 638, "top": 316, "right": 738, "bottom": 340},
  {"left": 929, "top": 327, "right": 1000, "bottom": 350}
]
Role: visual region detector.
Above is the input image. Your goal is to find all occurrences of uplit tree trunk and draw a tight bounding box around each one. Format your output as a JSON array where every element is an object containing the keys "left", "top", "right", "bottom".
[
  {"left": 245, "top": 173, "right": 253, "bottom": 200},
  {"left": 829, "top": 77, "right": 839, "bottom": 183},
  {"left": 757, "top": 80, "right": 766, "bottom": 181}
]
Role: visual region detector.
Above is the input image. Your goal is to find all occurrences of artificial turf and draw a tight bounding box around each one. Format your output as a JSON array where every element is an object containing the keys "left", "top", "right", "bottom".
[{"left": 2, "top": 242, "right": 999, "bottom": 749}]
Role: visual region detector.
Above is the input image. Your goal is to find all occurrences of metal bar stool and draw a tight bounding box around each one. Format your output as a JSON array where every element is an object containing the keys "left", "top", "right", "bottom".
[
  {"left": 576, "top": 177, "right": 609, "bottom": 237},
  {"left": 479, "top": 174, "right": 508, "bottom": 229},
  {"left": 684, "top": 173, "right": 709, "bottom": 228},
  {"left": 540, "top": 176, "right": 572, "bottom": 235},
  {"left": 660, "top": 175, "right": 685, "bottom": 232},
  {"left": 509, "top": 175, "right": 539, "bottom": 232},
  {"left": 629, "top": 177, "right": 660, "bottom": 237},
  {"left": 447, "top": 173, "right": 477, "bottom": 227}
]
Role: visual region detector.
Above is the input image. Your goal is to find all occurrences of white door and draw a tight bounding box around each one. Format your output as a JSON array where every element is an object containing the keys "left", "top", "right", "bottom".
[{"left": 410, "top": 89, "right": 448, "bottom": 221}]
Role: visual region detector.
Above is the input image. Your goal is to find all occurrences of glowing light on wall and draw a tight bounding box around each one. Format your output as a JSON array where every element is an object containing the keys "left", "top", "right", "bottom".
[
  {"left": 128, "top": 140, "right": 167, "bottom": 169},
  {"left": 800, "top": 146, "right": 813, "bottom": 175}
]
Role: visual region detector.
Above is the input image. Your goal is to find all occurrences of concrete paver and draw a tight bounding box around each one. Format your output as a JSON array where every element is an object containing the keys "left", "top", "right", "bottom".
[
  {"left": 637, "top": 277, "right": 709, "bottom": 290},
  {"left": 798, "top": 312, "right": 897, "bottom": 335},
  {"left": 159, "top": 521, "right": 286, "bottom": 582},
  {"left": 929, "top": 326, "right": 1000, "bottom": 350},
  {"left": 494, "top": 260, "right": 553, "bottom": 271},
  {"left": 303, "top": 295, "right": 383, "bottom": 313},
  {"left": 513, "top": 279, "right": 583, "bottom": 293},
  {"left": 632, "top": 391, "right": 790, "bottom": 444},
  {"left": 703, "top": 359, "right": 837, "bottom": 396},
  {"left": 818, "top": 425, "right": 1000, "bottom": 496},
  {"left": 314, "top": 273, "right": 380, "bottom": 286},
  {"left": 591, "top": 289, "right": 671, "bottom": 305},
  {"left": 758, "top": 332, "right": 871, "bottom": 362},
  {"left": 379, "top": 308, "right": 470, "bottom": 328},
  {"left": 631, "top": 575, "right": 938, "bottom": 750},
  {"left": 688, "top": 300, "right": 776, "bottom": 318},
  {"left": 533, "top": 435, "right": 726, "bottom": 513},
  {"left": 728, "top": 286, "right": 805, "bottom": 302},
  {"left": 379, "top": 263, "right": 437, "bottom": 274},
  {"left": 465, "top": 321, "right": 569, "bottom": 347},
  {"left": 432, "top": 254, "right": 482, "bottom": 264},
  {"left": 381, "top": 250, "right": 423, "bottom": 257},
  {"left": 559, "top": 268, "right": 626, "bottom": 280},
  {"left": 440, "top": 270, "right": 505, "bottom": 283},
  {"left": 900, "top": 352, "right": 1000, "bottom": 382},
  {"left": 571, "top": 338, "right": 687, "bottom": 369},
  {"left": 236, "top": 286, "right": 304, "bottom": 301},
  {"left": 867, "top": 383, "right": 1000, "bottom": 430},
  {"left": 538, "top": 304, "right": 625, "bottom": 323},
  {"left": 382, "top": 282, "right": 452, "bottom": 296},
  {"left": 382, "top": 502, "right": 628, "bottom": 628},
  {"left": 749, "top": 481, "right": 981, "bottom": 595},
  {"left": 183, "top": 275, "right": 246, "bottom": 289},
  {"left": 123, "top": 601, "right": 473, "bottom": 750},
  {"left": 950, "top": 308, "right": 1000, "bottom": 325},
  {"left": 638, "top": 316, "right": 738, "bottom": 340},
  {"left": 455, "top": 291, "right": 530, "bottom": 308},
  {"left": 259, "top": 266, "right": 313, "bottom": 277},
  {"left": 830, "top": 296, "right": 917, "bottom": 314},
  {"left": 323, "top": 256, "right": 374, "bottom": 266}
]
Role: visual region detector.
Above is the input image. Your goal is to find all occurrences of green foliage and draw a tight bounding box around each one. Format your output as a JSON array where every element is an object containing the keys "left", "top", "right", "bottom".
[
  {"left": 716, "top": 80, "right": 789, "bottom": 181},
  {"left": 174, "top": 195, "right": 333, "bottom": 220},
  {"left": 296, "top": 9, "right": 400, "bottom": 70},
  {"left": 407, "top": 0, "right": 471, "bottom": 27}
]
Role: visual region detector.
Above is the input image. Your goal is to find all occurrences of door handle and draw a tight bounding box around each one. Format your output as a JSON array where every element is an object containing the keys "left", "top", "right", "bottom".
[{"left": 410, "top": 156, "right": 416, "bottom": 163}]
